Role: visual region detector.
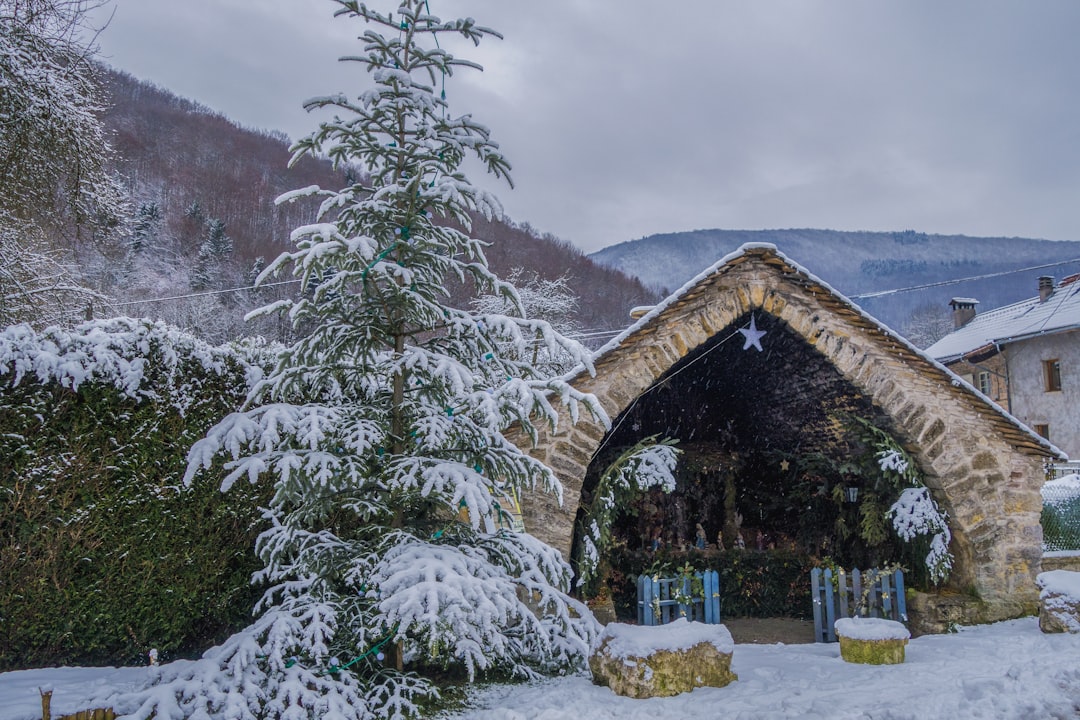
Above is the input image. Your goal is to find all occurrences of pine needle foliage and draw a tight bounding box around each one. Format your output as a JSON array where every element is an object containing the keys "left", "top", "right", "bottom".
[{"left": 123, "top": 3, "right": 605, "bottom": 718}]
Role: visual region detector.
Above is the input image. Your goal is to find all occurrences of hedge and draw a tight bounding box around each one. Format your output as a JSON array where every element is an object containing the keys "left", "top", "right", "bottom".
[
  {"left": 0, "top": 319, "right": 274, "bottom": 669},
  {"left": 605, "top": 547, "right": 814, "bottom": 622}
]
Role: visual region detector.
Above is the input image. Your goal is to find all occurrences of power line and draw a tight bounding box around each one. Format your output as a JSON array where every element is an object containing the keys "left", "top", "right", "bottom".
[
  {"left": 849, "top": 258, "right": 1080, "bottom": 300},
  {"left": 106, "top": 279, "right": 301, "bottom": 308}
]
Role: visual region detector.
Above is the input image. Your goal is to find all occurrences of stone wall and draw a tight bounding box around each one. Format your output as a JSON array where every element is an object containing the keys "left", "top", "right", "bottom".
[
  {"left": 1042, "top": 553, "right": 1080, "bottom": 573},
  {"left": 946, "top": 354, "right": 1009, "bottom": 410},
  {"left": 517, "top": 246, "right": 1055, "bottom": 627}
]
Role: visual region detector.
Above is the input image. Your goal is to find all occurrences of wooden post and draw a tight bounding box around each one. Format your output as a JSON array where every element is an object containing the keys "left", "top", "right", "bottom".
[
  {"left": 823, "top": 568, "right": 836, "bottom": 642},
  {"left": 894, "top": 569, "right": 908, "bottom": 622},
  {"left": 838, "top": 568, "right": 849, "bottom": 619},
  {"left": 40, "top": 688, "right": 52, "bottom": 720},
  {"left": 810, "top": 568, "right": 824, "bottom": 642}
]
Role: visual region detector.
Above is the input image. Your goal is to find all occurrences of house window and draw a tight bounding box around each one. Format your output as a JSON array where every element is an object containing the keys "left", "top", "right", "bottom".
[
  {"left": 1034, "top": 423, "right": 1050, "bottom": 440},
  {"left": 977, "top": 371, "right": 991, "bottom": 396},
  {"left": 1044, "top": 359, "right": 1062, "bottom": 392}
]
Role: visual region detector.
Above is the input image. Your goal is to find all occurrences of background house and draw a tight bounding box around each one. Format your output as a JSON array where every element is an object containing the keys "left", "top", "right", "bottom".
[{"left": 926, "top": 275, "right": 1080, "bottom": 459}]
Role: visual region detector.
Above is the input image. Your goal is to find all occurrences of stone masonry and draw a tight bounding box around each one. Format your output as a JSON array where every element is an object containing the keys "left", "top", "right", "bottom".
[{"left": 515, "top": 245, "right": 1060, "bottom": 630}]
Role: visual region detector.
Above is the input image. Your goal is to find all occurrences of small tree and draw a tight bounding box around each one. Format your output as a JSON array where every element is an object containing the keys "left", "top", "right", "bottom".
[
  {"left": 128, "top": 202, "right": 163, "bottom": 256},
  {"left": 473, "top": 268, "right": 581, "bottom": 375},
  {"left": 191, "top": 217, "right": 234, "bottom": 290},
  {"left": 121, "top": 2, "right": 603, "bottom": 718},
  {"left": 901, "top": 301, "right": 953, "bottom": 348},
  {"left": 0, "top": 212, "right": 103, "bottom": 327},
  {"left": 0, "top": 0, "right": 125, "bottom": 233}
]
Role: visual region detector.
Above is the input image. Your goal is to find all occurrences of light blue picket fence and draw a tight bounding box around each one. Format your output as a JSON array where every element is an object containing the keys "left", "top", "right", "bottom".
[
  {"left": 636, "top": 571, "right": 722, "bottom": 626},
  {"left": 810, "top": 567, "right": 907, "bottom": 643}
]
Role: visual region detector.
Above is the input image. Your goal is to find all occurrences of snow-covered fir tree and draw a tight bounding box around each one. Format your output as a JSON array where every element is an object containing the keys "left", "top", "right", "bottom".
[
  {"left": 191, "top": 217, "right": 234, "bottom": 290},
  {"left": 119, "top": 2, "right": 605, "bottom": 718}
]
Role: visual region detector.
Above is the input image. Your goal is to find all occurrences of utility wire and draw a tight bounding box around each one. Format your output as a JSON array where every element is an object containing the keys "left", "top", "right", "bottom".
[
  {"left": 106, "top": 279, "right": 301, "bottom": 308},
  {"left": 849, "top": 258, "right": 1080, "bottom": 299}
]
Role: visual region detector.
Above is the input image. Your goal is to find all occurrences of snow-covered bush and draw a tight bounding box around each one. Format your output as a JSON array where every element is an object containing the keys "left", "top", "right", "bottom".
[
  {"left": 121, "top": 3, "right": 605, "bottom": 718},
  {"left": 0, "top": 319, "right": 273, "bottom": 669},
  {"left": 857, "top": 421, "right": 954, "bottom": 585},
  {"left": 576, "top": 438, "right": 680, "bottom": 588},
  {"left": 887, "top": 487, "right": 953, "bottom": 584}
]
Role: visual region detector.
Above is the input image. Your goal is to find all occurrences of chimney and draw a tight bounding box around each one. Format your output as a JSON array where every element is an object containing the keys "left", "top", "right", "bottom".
[
  {"left": 949, "top": 298, "right": 979, "bottom": 329},
  {"left": 1039, "top": 276, "right": 1055, "bottom": 303}
]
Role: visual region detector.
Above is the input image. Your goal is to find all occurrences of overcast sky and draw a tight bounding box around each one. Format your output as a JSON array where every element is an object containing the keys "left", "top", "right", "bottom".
[{"left": 90, "top": 0, "right": 1080, "bottom": 253}]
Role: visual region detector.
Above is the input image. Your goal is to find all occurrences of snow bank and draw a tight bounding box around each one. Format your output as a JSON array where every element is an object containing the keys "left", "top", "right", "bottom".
[
  {"left": 834, "top": 617, "right": 910, "bottom": 641},
  {"left": 1043, "top": 474, "right": 1080, "bottom": 493},
  {"left": 597, "top": 618, "right": 734, "bottom": 658},
  {"left": 457, "top": 618, "right": 1080, "bottom": 720},
  {"left": 10, "top": 619, "right": 1080, "bottom": 720}
]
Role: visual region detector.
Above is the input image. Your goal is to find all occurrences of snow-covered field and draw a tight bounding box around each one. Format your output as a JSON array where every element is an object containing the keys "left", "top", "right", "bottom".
[{"left": 4, "top": 618, "right": 1079, "bottom": 720}]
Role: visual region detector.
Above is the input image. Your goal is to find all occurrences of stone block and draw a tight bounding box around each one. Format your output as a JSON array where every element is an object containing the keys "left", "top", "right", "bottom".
[
  {"left": 589, "top": 619, "right": 737, "bottom": 698},
  {"left": 835, "top": 618, "right": 909, "bottom": 665},
  {"left": 1037, "top": 570, "right": 1080, "bottom": 633}
]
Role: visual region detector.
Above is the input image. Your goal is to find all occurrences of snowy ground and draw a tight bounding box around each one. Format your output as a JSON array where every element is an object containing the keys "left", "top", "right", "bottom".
[{"left": 3, "top": 618, "right": 1079, "bottom": 720}]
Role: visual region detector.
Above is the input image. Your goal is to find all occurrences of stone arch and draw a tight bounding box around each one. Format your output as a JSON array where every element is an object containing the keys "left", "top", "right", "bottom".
[{"left": 519, "top": 245, "right": 1057, "bottom": 625}]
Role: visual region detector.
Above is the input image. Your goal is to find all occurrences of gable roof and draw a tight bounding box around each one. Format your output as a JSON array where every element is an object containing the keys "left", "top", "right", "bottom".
[
  {"left": 572, "top": 242, "right": 1062, "bottom": 459},
  {"left": 926, "top": 275, "right": 1080, "bottom": 362}
]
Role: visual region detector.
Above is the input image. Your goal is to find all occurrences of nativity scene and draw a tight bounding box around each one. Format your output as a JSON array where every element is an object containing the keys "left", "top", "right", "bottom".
[{"left": 514, "top": 244, "right": 1060, "bottom": 634}]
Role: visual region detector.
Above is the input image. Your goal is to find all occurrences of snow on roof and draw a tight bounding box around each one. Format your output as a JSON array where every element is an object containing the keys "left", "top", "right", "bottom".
[
  {"left": 950, "top": 297, "right": 980, "bottom": 305},
  {"left": 565, "top": 243, "right": 1063, "bottom": 460},
  {"left": 927, "top": 281, "right": 1080, "bottom": 362}
]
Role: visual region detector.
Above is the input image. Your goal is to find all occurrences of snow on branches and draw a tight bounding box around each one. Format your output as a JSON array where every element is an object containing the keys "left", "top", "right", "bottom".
[
  {"left": 888, "top": 487, "right": 953, "bottom": 584},
  {"left": 0, "top": 317, "right": 267, "bottom": 410},
  {"left": 854, "top": 418, "right": 954, "bottom": 585},
  {"left": 576, "top": 437, "right": 680, "bottom": 588}
]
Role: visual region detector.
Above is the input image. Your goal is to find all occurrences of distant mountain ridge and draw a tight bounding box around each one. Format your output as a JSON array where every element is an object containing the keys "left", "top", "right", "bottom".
[{"left": 588, "top": 229, "right": 1080, "bottom": 332}]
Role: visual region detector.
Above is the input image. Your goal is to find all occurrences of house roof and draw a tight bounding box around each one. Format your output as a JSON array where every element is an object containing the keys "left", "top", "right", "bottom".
[
  {"left": 926, "top": 276, "right": 1080, "bottom": 362},
  {"left": 569, "top": 243, "right": 1063, "bottom": 460}
]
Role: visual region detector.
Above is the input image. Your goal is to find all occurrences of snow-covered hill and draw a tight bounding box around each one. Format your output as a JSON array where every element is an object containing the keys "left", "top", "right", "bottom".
[{"left": 589, "top": 229, "right": 1080, "bottom": 333}]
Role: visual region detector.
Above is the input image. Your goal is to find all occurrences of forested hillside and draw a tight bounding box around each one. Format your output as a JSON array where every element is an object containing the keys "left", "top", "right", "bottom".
[{"left": 65, "top": 69, "right": 658, "bottom": 343}]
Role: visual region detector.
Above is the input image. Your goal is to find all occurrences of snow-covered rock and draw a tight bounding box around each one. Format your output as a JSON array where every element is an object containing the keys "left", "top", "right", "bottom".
[
  {"left": 835, "top": 617, "right": 910, "bottom": 664},
  {"left": 588, "top": 619, "right": 736, "bottom": 698},
  {"left": 1037, "top": 570, "right": 1080, "bottom": 633}
]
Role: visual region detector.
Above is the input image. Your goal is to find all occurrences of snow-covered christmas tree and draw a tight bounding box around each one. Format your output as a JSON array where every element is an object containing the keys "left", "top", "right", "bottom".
[{"left": 118, "top": 2, "right": 606, "bottom": 718}]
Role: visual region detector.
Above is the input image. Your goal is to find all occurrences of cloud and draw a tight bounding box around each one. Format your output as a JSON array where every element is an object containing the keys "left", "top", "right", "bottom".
[{"left": 93, "top": 0, "right": 1080, "bottom": 251}]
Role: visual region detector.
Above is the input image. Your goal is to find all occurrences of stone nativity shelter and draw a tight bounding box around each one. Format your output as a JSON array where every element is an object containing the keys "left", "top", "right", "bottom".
[{"left": 518, "top": 243, "right": 1063, "bottom": 633}]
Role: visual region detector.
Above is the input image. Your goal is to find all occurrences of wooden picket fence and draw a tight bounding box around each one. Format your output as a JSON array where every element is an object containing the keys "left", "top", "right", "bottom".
[
  {"left": 810, "top": 566, "right": 907, "bottom": 643},
  {"left": 636, "top": 571, "right": 721, "bottom": 625}
]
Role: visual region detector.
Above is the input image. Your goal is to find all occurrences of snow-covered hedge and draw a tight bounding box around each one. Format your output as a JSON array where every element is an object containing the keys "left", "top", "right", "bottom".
[{"left": 0, "top": 319, "right": 275, "bottom": 669}]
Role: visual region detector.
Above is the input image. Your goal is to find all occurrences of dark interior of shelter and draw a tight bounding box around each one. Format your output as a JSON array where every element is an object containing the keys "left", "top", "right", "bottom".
[{"left": 573, "top": 312, "right": 930, "bottom": 621}]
